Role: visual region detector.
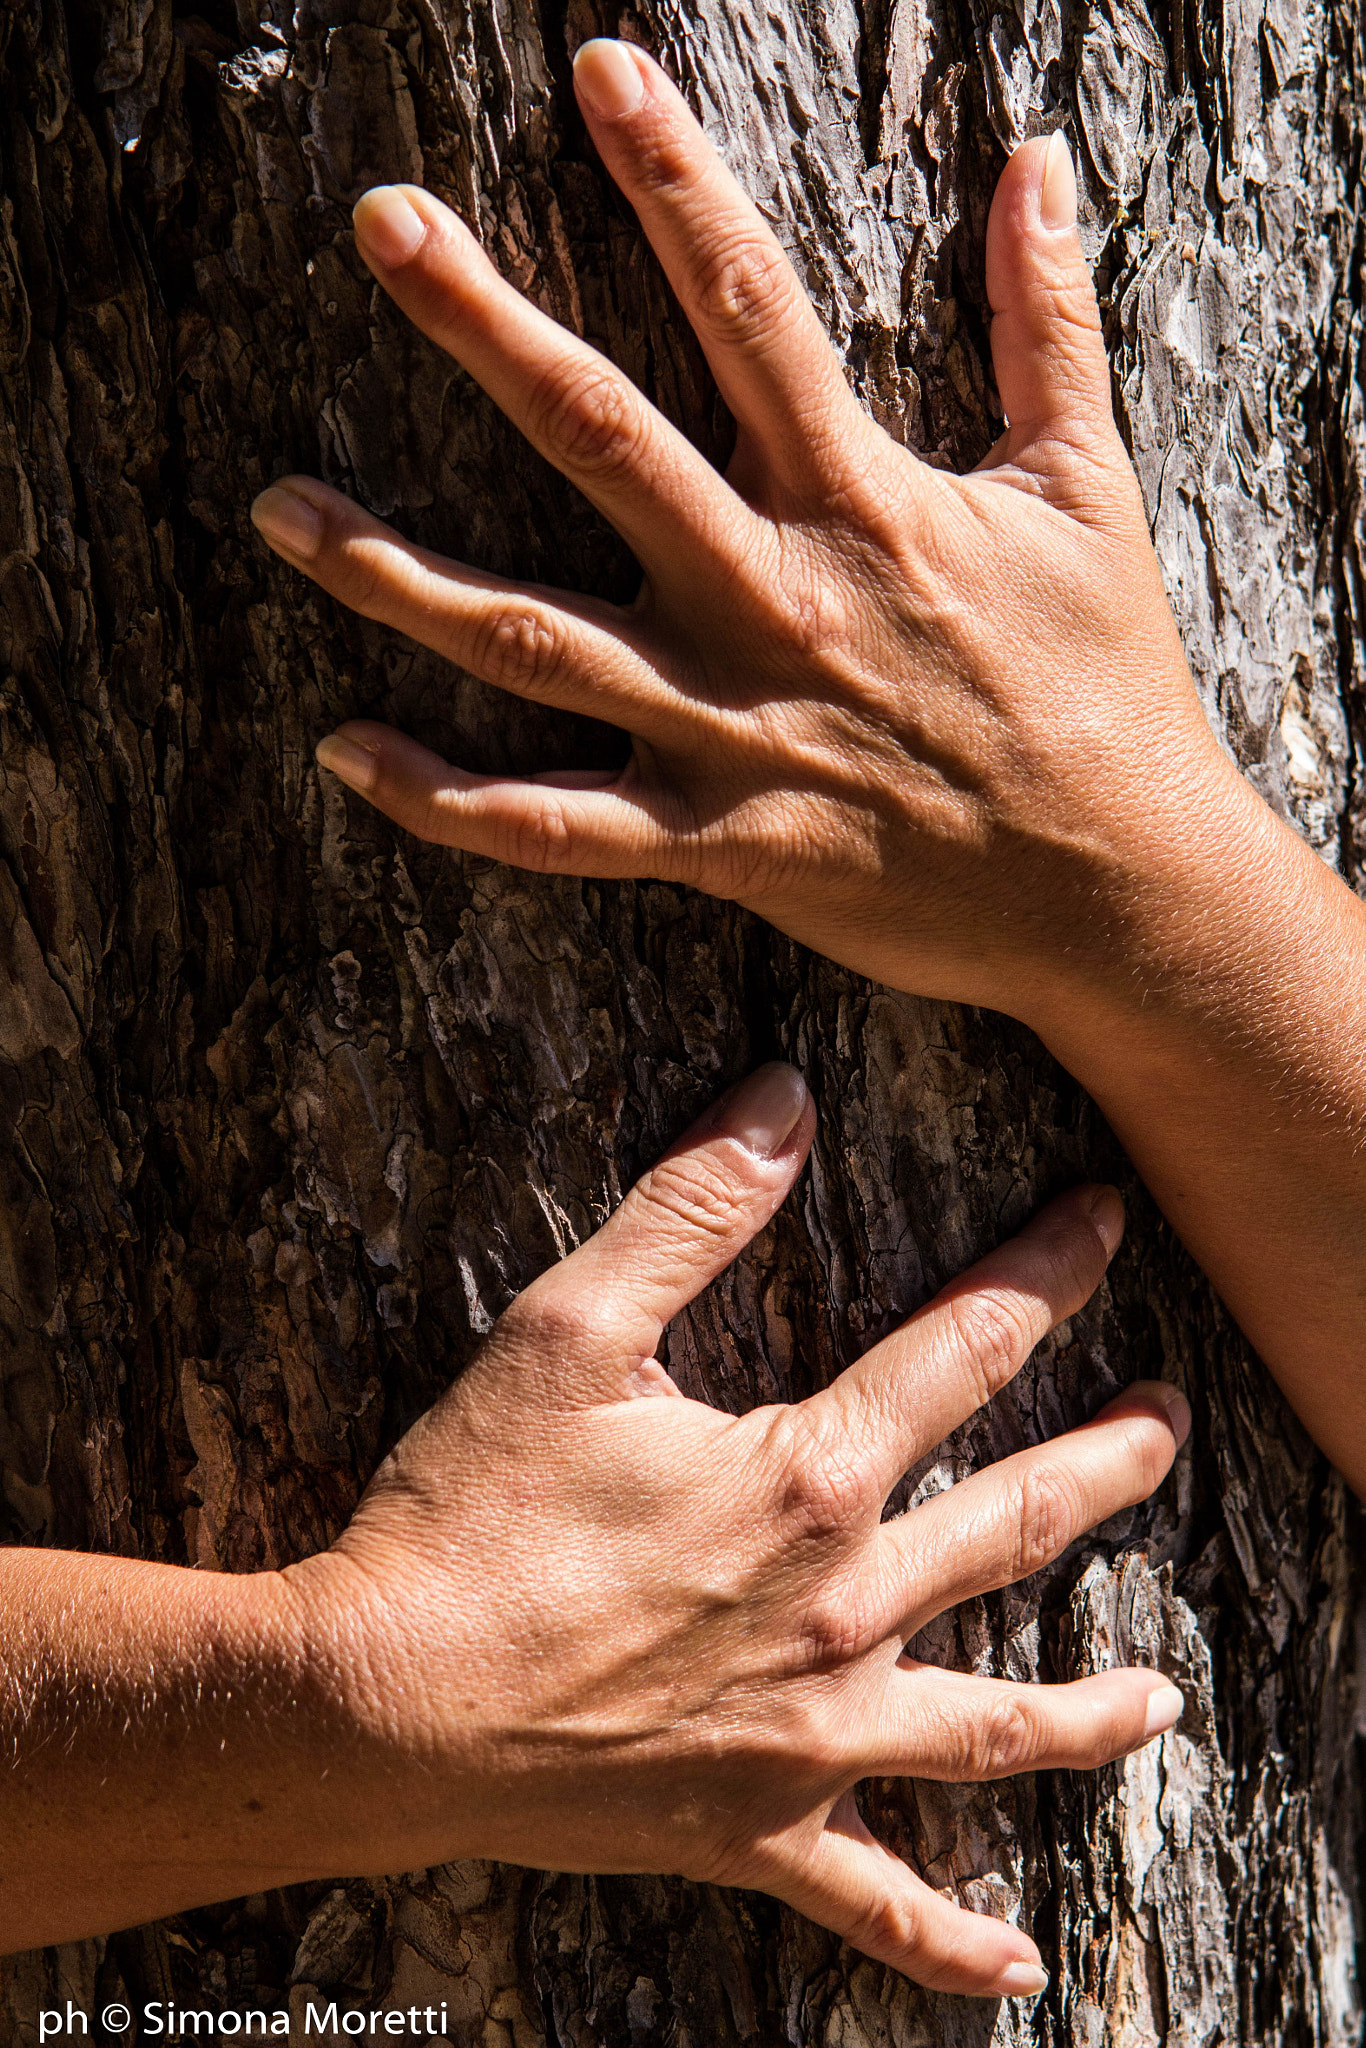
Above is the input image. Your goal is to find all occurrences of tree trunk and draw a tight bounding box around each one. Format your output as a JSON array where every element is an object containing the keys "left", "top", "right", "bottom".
[{"left": 0, "top": 0, "right": 1363, "bottom": 2038}]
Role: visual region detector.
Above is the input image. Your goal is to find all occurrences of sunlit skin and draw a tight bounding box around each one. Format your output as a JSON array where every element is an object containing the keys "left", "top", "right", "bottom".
[
  {"left": 2, "top": 1068, "right": 1187, "bottom": 1995},
  {"left": 9, "top": 29, "right": 1364, "bottom": 1990},
  {"left": 253, "top": 39, "right": 1366, "bottom": 1495}
]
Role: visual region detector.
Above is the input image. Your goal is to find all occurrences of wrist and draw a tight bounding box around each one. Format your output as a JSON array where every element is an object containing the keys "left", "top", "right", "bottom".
[
  {"left": 1003, "top": 740, "right": 1280, "bottom": 1051},
  {"left": 267, "top": 1540, "right": 486, "bottom": 1876},
  {"left": 1021, "top": 755, "right": 1363, "bottom": 1105}
]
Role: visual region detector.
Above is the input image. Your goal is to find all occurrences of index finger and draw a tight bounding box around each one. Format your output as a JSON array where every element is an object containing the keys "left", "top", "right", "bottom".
[
  {"left": 572, "top": 40, "right": 867, "bottom": 495},
  {"left": 801, "top": 1185, "right": 1123, "bottom": 1495}
]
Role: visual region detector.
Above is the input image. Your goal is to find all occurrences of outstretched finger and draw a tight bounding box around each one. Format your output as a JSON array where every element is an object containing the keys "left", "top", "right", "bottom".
[
  {"left": 310, "top": 720, "right": 692, "bottom": 881},
  {"left": 572, "top": 41, "right": 868, "bottom": 498},
  {"left": 800, "top": 1185, "right": 1123, "bottom": 1499},
  {"left": 770, "top": 1795, "right": 1048, "bottom": 1998},
  {"left": 250, "top": 478, "right": 680, "bottom": 738},
  {"left": 857, "top": 1664, "right": 1184, "bottom": 1783},
  {"left": 982, "top": 136, "right": 1114, "bottom": 459},
  {"left": 877, "top": 1383, "right": 1189, "bottom": 1638},
  {"left": 347, "top": 183, "right": 750, "bottom": 584},
  {"left": 509, "top": 1064, "right": 816, "bottom": 1385}
]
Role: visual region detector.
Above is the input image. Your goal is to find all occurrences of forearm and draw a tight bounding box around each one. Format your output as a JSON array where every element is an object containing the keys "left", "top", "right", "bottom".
[
  {"left": 0, "top": 1549, "right": 369, "bottom": 1950},
  {"left": 1029, "top": 760, "right": 1366, "bottom": 1492}
]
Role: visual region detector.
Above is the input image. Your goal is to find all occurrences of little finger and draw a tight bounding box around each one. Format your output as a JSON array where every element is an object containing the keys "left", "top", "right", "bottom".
[
  {"left": 769, "top": 1794, "right": 1048, "bottom": 1998},
  {"left": 310, "top": 721, "right": 693, "bottom": 880}
]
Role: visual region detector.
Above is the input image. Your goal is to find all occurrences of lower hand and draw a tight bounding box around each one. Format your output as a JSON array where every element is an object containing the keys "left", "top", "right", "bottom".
[{"left": 283, "top": 1065, "right": 1187, "bottom": 1998}]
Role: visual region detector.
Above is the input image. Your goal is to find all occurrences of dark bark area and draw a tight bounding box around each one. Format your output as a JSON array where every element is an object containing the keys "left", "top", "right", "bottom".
[{"left": 0, "top": 0, "right": 1363, "bottom": 2039}]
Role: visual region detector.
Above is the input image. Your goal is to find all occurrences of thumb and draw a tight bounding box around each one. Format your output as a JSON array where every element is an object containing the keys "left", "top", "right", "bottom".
[
  {"left": 984, "top": 133, "right": 1113, "bottom": 445},
  {"left": 513, "top": 1065, "right": 816, "bottom": 1391}
]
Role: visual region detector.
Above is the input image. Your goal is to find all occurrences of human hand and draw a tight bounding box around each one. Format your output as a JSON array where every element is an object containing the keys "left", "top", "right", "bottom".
[
  {"left": 249, "top": 37, "right": 1246, "bottom": 1031},
  {"left": 283, "top": 1064, "right": 1188, "bottom": 1998}
]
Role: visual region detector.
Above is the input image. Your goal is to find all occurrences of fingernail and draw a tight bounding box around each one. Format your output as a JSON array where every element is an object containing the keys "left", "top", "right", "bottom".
[
  {"left": 713, "top": 1063, "right": 808, "bottom": 1161},
  {"left": 316, "top": 734, "right": 378, "bottom": 796},
  {"left": 573, "top": 39, "right": 646, "bottom": 120},
  {"left": 353, "top": 186, "right": 427, "bottom": 269},
  {"left": 1143, "top": 1682, "right": 1184, "bottom": 1738},
  {"left": 1040, "top": 131, "right": 1077, "bottom": 232},
  {"left": 1085, "top": 1184, "right": 1125, "bottom": 1257},
  {"left": 1149, "top": 1383, "right": 1192, "bottom": 1448},
  {"left": 251, "top": 485, "right": 322, "bottom": 561},
  {"left": 992, "top": 1961, "right": 1049, "bottom": 1999}
]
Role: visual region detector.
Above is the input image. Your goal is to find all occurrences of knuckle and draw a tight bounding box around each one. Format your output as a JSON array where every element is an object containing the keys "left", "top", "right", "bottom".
[
  {"left": 769, "top": 1413, "right": 876, "bottom": 1545},
  {"left": 760, "top": 546, "right": 852, "bottom": 660},
  {"left": 691, "top": 233, "right": 795, "bottom": 348},
  {"left": 496, "top": 799, "right": 574, "bottom": 873},
  {"left": 943, "top": 1287, "right": 1036, "bottom": 1405},
  {"left": 500, "top": 1280, "right": 614, "bottom": 1361},
  {"left": 636, "top": 1154, "right": 750, "bottom": 1243},
  {"left": 962, "top": 1694, "right": 1039, "bottom": 1780},
  {"left": 1011, "top": 1462, "right": 1086, "bottom": 1580},
  {"left": 793, "top": 1585, "right": 879, "bottom": 1672},
  {"left": 527, "top": 358, "right": 647, "bottom": 477},
  {"left": 630, "top": 125, "right": 698, "bottom": 200},
  {"left": 471, "top": 604, "right": 567, "bottom": 695},
  {"left": 1046, "top": 275, "right": 1105, "bottom": 342},
  {"left": 848, "top": 1890, "right": 924, "bottom": 1961}
]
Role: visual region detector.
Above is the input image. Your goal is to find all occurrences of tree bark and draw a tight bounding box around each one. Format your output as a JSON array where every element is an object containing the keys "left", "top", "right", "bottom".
[{"left": 0, "top": 0, "right": 1363, "bottom": 2039}]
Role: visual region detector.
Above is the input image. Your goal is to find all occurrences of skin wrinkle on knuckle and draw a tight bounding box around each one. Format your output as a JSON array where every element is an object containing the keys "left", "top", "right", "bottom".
[
  {"left": 501, "top": 798, "right": 575, "bottom": 872},
  {"left": 774, "top": 1427, "right": 875, "bottom": 1548},
  {"left": 941, "top": 1285, "right": 1035, "bottom": 1405},
  {"left": 472, "top": 602, "right": 568, "bottom": 694},
  {"left": 500, "top": 1284, "right": 615, "bottom": 1365},
  {"left": 526, "top": 356, "right": 649, "bottom": 478},
  {"left": 691, "top": 231, "right": 796, "bottom": 351},
  {"left": 761, "top": 541, "right": 854, "bottom": 662},
  {"left": 850, "top": 1890, "right": 924, "bottom": 1962},
  {"left": 793, "top": 1582, "right": 878, "bottom": 1673},
  {"left": 1011, "top": 1461, "right": 1086, "bottom": 1580},
  {"left": 634, "top": 1153, "right": 755, "bottom": 1243},
  {"left": 961, "top": 1692, "right": 1039, "bottom": 1779},
  {"left": 629, "top": 120, "right": 701, "bottom": 201},
  {"left": 1039, "top": 278, "right": 1106, "bottom": 342}
]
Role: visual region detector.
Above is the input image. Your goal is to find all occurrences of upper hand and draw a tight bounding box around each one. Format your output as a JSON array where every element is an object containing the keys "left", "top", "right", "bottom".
[
  {"left": 249, "top": 38, "right": 1240, "bottom": 1026},
  {"left": 282, "top": 1065, "right": 1187, "bottom": 1999}
]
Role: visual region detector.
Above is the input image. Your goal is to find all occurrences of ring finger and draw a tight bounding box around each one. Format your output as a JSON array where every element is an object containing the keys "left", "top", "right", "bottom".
[
  {"left": 249, "top": 478, "right": 682, "bottom": 736},
  {"left": 859, "top": 1662, "right": 1185, "bottom": 1783}
]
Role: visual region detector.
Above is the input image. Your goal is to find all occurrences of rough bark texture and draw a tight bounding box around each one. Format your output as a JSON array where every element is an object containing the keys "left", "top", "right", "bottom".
[{"left": 0, "top": 0, "right": 1364, "bottom": 2039}]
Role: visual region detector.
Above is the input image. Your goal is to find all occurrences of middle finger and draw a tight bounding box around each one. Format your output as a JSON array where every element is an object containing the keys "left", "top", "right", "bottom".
[
  {"left": 873, "top": 1383, "right": 1189, "bottom": 1642},
  {"left": 350, "top": 184, "right": 753, "bottom": 585}
]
